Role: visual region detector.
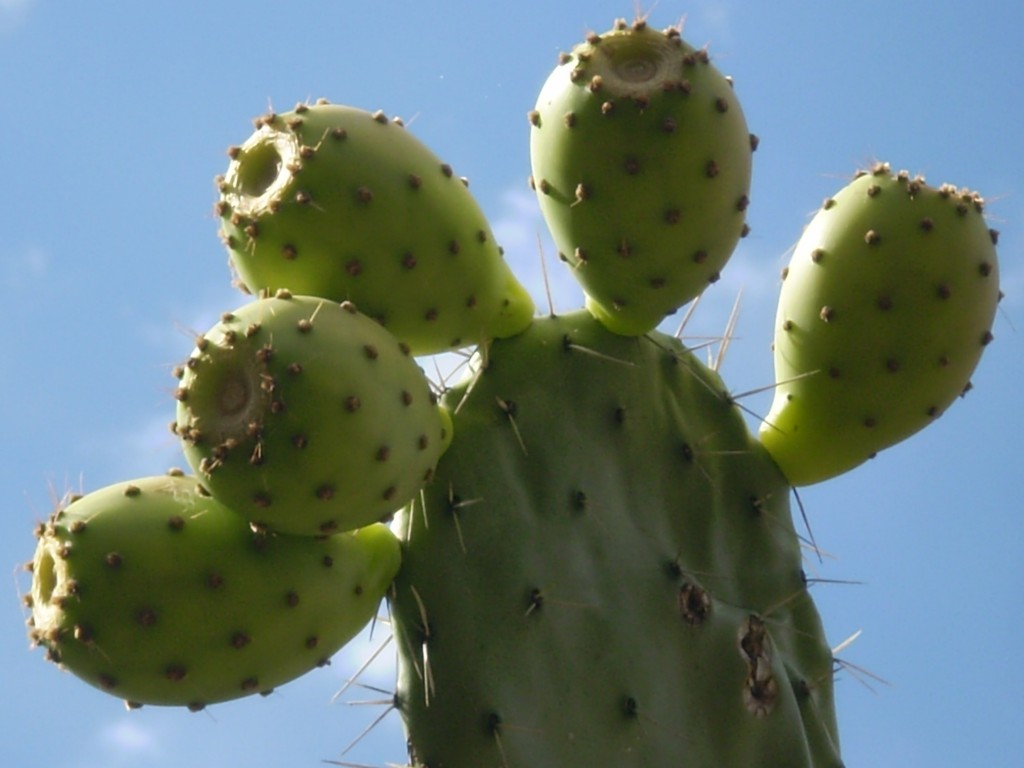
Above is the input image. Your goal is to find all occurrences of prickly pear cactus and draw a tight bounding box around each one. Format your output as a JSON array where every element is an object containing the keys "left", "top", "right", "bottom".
[
  {"left": 391, "top": 311, "right": 841, "bottom": 767},
  {"left": 760, "top": 164, "right": 1001, "bottom": 485},
  {"left": 26, "top": 472, "right": 400, "bottom": 709},
  {"left": 216, "top": 101, "right": 534, "bottom": 355},
  {"left": 22, "top": 11, "right": 1002, "bottom": 768},
  {"left": 173, "top": 292, "right": 453, "bottom": 536},
  {"left": 529, "top": 18, "right": 755, "bottom": 335}
]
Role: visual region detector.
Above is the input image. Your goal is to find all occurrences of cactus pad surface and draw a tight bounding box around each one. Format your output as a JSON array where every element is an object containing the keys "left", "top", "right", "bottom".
[{"left": 391, "top": 311, "right": 840, "bottom": 767}]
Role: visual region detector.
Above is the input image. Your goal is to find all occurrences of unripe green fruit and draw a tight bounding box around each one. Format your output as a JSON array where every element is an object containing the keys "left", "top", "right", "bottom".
[
  {"left": 760, "top": 164, "right": 1000, "bottom": 485},
  {"left": 174, "top": 293, "right": 452, "bottom": 535},
  {"left": 27, "top": 473, "right": 400, "bottom": 709},
  {"left": 217, "top": 101, "right": 534, "bottom": 355},
  {"left": 529, "top": 20, "right": 754, "bottom": 335}
]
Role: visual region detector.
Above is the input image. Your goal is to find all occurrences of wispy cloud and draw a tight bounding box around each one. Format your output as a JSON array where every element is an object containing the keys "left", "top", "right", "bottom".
[{"left": 99, "top": 717, "right": 162, "bottom": 758}]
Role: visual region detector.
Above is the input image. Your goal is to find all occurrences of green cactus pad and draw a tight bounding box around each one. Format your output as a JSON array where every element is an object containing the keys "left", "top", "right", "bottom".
[
  {"left": 174, "top": 293, "right": 452, "bottom": 536},
  {"left": 216, "top": 100, "right": 534, "bottom": 355},
  {"left": 391, "top": 311, "right": 840, "bottom": 768},
  {"left": 529, "top": 20, "right": 755, "bottom": 336},
  {"left": 27, "top": 473, "right": 400, "bottom": 709},
  {"left": 760, "top": 164, "right": 1001, "bottom": 486}
]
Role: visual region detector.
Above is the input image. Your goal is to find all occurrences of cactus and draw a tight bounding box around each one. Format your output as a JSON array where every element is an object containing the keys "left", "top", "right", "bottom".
[
  {"left": 391, "top": 310, "right": 841, "bottom": 767},
  {"left": 760, "top": 163, "right": 1001, "bottom": 486},
  {"left": 173, "top": 292, "right": 453, "bottom": 536},
  {"left": 216, "top": 100, "right": 534, "bottom": 355},
  {"left": 22, "top": 12, "right": 1003, "bottom": 768},
  {"left": 26, "top": 472, "right": 400, "bottom": 710},
  {"left": 528, "top": 18, "right": 754, "bottom": 336}
]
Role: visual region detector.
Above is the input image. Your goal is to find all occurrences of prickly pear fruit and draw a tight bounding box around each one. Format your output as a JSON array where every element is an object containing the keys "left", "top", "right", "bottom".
[
  {"left": 26, "top": 472, "right": 400, "bottom": 709},
  {"left": 391, "top": 311, "right": 839, "bottom": 768},
  {"left": 528, "top": 19, "right": 755, "bottom": 336},
  {"left": 760, "top": 164, "right": 1000, "bottom": 486},
  {"left": 216, "top": 100, "right": 534, "bottom": 355},
  {"left": 173, "top": 293, "right": 452, "bottom": 536}
]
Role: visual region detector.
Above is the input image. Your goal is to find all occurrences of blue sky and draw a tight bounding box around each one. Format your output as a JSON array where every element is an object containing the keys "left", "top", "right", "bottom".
[{"left": 2, "top": 1, "right": 1021, "bottom": 766}]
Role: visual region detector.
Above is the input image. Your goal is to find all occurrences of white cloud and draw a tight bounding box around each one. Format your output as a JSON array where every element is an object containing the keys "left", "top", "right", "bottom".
[{"left": 97, "top": 717, "right": 163, "bottom": 762}]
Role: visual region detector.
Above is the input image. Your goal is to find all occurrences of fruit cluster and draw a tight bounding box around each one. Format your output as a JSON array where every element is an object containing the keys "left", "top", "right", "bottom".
[{"left": 24, "top": 17, "right": 1000, "bottom": 767}]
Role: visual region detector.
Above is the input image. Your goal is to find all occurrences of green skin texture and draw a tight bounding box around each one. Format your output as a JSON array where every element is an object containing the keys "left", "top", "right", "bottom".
[
  {"left": 529, "top": 24, "right": 753, "bottom": 336},
  {"left": 217, "top": 102, "right": 535, "bottom": 356},
  {"left": 175, "top": 293, "right": 453, "bottom": 536},
  {"left": 760, "top": 168, "right": 1000, "bottom": 486},
  {"left": 391, "top": 311, "right": 841, "bottom": 768},
  {"left": 28, "top": 473, "right": 400, "bottom": 709}
]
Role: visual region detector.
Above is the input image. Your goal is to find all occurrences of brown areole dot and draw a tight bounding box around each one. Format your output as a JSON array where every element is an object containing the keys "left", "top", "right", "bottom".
[
  {"left": 231, "top": 632, "right": 251, "bottom": 649},
  {"left": 98, "top": 673, "right": 118, "bottom": 691},
  {"left": 241, "top": 677, "right": 259, "bottom": 691}
]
